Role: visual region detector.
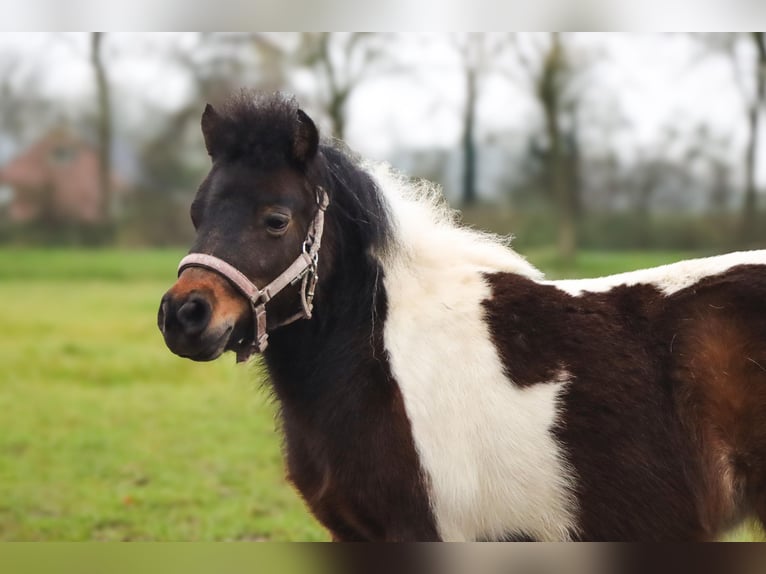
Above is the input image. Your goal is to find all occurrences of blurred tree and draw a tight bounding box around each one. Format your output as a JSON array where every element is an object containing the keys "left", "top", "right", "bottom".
[
  {"left": 121, "top": 33, "right": 294, "bottom": 245},
  {"left": 685, "top": 124, "right": 734, "bottom": 214},
  {"left": 90, "top": 32, "right": 112, "bottom": 222},
  {"left": 695, "top": 33, "right": 766, "bottom": 245},
  {"left": 295, "top": 33, "right": 394, "bottom": 141},
  {"left": 0, "top": 57, "right": 21, "bottom": 165},
  {"left": 178, "top": 33, "right": 292, "bottom": 102},
  {"left": 632, "top": 158, "right": 682, "bottom": 247},
  {"left": 0, "top": 58, "right": 19, "bottom": 159},
  {"left": 743, "top": 33, "right": 766, "bottom": 244},
  {"left": 0, "top": 50, "right": 58, "bottom": 164},
  {"left": 148, "top": 32, "right": 293, "bottom": 167},
  {"left": 511, "top": 33, "right": 589, "bottom": 262},
  {"left": 451, "top": 34, "right": 505, "bottom": 207}
]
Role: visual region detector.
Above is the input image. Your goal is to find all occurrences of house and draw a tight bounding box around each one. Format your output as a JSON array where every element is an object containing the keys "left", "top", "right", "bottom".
[{"left": 0, "top": 128, "right": 128, "bottom": 224}]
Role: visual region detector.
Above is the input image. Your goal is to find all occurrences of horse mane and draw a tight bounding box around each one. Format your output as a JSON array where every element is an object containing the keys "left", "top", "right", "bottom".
[
  {"left": 315, "top": 143, "right": 393, "bottom": 261},
  {"left": 363, "top": 163, "right": 544, "bottom": 280},
  {"left": 316, "top": 146, "right": 543, "bottom": 282}
]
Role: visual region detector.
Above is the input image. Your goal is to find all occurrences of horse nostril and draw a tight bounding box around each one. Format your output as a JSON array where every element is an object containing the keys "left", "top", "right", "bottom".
[{"left": 176, "top": 295, "right": 212, "bottom": 335}]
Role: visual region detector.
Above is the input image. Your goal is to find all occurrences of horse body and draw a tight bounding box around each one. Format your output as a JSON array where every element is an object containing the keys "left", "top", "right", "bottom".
[
  {"left": 159, "top": 92, "right": 766, "bottom": 541},
  {"left": 355, "top": 166, "right": 766, "bottom": 541}
]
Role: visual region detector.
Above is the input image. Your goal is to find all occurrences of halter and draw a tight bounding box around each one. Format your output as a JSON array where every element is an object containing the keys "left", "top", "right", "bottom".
[{"left": 177, "top": 186, "right": 330, "bottom": 363}]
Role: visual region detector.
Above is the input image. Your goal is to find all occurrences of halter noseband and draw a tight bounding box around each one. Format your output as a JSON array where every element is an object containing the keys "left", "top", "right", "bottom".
[{"left": 176, "top": 186, "right": 330, "bottom": 363}]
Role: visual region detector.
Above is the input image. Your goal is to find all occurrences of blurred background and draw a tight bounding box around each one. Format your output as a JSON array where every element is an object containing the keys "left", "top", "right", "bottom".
[
  {"left": 0, "top": 33, "right": 765, "bottom": 541},
  {"left": 1, "top": 32, "right": 766, "bottom": 254}
]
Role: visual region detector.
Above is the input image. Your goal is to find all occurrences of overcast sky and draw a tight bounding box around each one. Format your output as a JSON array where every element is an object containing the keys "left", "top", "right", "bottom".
[
  {"left": 1, "top": 33, "right": 764, "bottom": 187},
  {"left": 346, "top": 34, "right": 762, "bottom": 178}
]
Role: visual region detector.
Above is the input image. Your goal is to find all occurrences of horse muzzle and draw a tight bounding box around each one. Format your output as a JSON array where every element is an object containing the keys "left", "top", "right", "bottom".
[{"left": 158, "top": 268, "right": 251, "bottom": 362}]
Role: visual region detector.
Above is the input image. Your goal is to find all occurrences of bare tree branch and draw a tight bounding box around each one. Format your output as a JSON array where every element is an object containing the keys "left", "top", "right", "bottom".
[{"left": 295, "top": 33, "right": 394, "bottom": 140}]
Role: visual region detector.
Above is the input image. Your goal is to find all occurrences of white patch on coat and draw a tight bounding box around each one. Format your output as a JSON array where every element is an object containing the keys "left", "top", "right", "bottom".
[
  {"left": 366, "top": 164, "right": 543, "bottom": 282},
  {"left": 547, "top": 251, "right": 766, "bottom": 297},
  {"left": 369, "top": 165, "right": 578, "bottom": 541}
]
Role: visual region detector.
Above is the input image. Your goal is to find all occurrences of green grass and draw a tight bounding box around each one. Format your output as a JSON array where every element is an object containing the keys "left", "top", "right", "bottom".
[
  {"left": 0, "top": 248, "right": 185, "bottom": 281},
  {"left": 0, "top": 247, "right": 758, "bottom": 540},
  {"left": 0, "top": 250, "right": 325, "bottom": 541}
]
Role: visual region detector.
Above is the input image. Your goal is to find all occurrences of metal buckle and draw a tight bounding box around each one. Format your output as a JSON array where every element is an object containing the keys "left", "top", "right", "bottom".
[{"left": 307, "top": 272, "right": 319, "bottom": 300}]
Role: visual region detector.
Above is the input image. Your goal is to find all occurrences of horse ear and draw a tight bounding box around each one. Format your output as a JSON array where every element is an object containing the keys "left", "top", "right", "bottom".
[
  {"left": 293, "top": 109, "right": 319, "bottom": 164},
  {"left": 201, "top": 103, "right": 223, "bottom": 157}
]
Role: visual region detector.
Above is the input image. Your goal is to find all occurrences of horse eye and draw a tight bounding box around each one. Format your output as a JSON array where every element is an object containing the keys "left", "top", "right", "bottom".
[{"left": 265, "top": 213, "right": 290, "bottom": 234}]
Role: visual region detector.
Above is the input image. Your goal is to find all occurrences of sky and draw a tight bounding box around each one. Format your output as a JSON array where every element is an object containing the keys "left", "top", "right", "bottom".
[
  {"left": 346, "top": 33, "right": 764, "bottom": 190},
  {"left": 0, "top": 33, "right": 764, "bottom": 189},
  {"left": 347, "top": 34, "right": 762, "bottom": 176}
]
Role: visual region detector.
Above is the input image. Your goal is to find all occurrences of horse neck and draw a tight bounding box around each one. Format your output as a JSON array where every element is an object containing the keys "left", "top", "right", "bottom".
[{"left": 261, "top": 220, "right": 386, "bottom": 411}]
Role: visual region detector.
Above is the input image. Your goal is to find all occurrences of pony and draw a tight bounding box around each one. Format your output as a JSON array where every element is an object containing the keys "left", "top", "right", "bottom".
[{"left": 158, "top": 91, "right": 766, "bottom": 541}]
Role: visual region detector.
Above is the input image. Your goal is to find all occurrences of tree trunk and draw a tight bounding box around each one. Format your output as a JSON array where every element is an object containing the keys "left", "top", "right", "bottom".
[
  {"left": 568, "top": 112, "right": 583, "bottom": 221},
  {"left": 550, "top": 122, "right": 576, "bottom": 262},
  {"left": 91, "top": 32, "right": 112, "bottom": 222},
  {"left": 743, "top": 101, "right": 760, "bottom": 245},
  {"left": 542, "top": 33, "right": 576, "bottom": 262},
  {"left": 742, "top": 32, "right": 766, "bottom": 245},
  {"left": 328, "top": 91, "right": 347, "bottom": 142},
  {"left": 461, "top": 65, "right": 478, "bottom": 207},
  {"left": 636, "top": 169, "right": 658, "bottom": 249},
  {"left": 317, "top": 33, "right": 348, "bottom": 141}
]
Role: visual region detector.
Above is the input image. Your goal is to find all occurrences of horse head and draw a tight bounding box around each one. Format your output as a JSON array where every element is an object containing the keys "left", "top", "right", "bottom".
[{"left": 158, "top": 93, "right": 331, "bottom": 362}]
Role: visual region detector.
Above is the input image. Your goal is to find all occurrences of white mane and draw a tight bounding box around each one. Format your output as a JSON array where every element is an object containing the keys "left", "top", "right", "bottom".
[{"left": 366, "top": 163, "right": 543, "bottom": 280}]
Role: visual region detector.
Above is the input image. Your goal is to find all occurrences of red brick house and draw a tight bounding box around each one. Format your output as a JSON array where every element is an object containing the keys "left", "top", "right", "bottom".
[{"left": 0, "top": 128, "right": 123, "bottom": 224}]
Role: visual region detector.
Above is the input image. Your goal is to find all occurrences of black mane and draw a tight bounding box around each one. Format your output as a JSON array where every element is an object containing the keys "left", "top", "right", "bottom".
[{"left": 315, "top": 143, "right": 393, "bottom": 257}]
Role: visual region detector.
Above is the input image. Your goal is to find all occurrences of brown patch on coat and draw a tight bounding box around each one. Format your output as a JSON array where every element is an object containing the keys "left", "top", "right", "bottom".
[
  {"left": 667, "top": 265, "right": 766, "bottom": 531},
  {"left": 482, "top": 264, "right": 766, "bottom": 540},
  {"left": 483, "top": 273, "right": 706, "bottom": 540},
  {"left": 671, "top": 315, "right": 747, "bottom": 531},
  {"left": 283, "top": 384, "right": 436, "bottom": 541}
]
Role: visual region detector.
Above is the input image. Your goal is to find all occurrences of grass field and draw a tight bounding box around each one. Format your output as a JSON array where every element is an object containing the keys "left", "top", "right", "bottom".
[{"left": 0, "top": 247, "right": 758, "bottom": 541}]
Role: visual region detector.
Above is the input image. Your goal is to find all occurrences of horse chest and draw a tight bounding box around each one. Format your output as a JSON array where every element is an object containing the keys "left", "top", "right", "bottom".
[
  {"left": 285, "top": 440, "right": 380, "bottom": 541},
  {"left": 281, "top": 397, "right": 439, "bottom": 541},
  {"left": 380, "top": 265, "right": 581, "bottom": 541}
]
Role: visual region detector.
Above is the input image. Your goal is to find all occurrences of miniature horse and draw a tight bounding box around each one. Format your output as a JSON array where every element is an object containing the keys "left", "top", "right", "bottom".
[{"left": 159, "top": 91, "right": 766, "bottom": 541}]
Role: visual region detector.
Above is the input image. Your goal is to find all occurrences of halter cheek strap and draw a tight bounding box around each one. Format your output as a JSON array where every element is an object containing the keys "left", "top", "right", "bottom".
[{"left": 176, "top": 187, "right": 329, "bottom": 363}]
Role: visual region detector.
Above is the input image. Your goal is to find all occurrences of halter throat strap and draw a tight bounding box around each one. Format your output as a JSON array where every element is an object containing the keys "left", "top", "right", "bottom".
[{"left": 176, "top": 187, "right": 329, "bottom": 362}]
